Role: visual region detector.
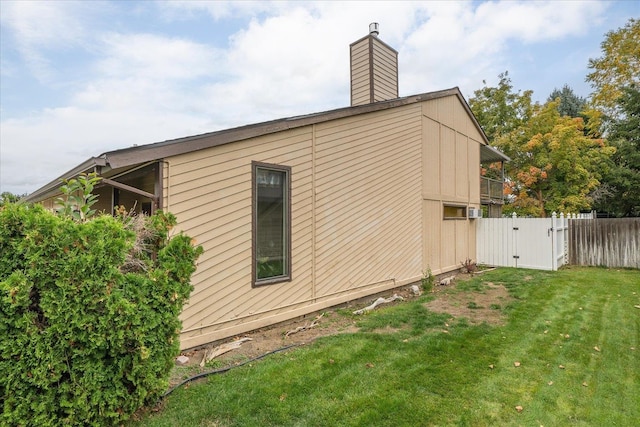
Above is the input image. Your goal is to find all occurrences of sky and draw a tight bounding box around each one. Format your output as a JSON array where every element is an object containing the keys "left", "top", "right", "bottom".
[{"left": 1, "top": 1, "right": 638, "bottom": 196}]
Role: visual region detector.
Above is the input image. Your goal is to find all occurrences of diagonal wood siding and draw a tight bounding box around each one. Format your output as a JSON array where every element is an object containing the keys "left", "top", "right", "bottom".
[
  {"left": 163, "top": 95, "right": 483, "bottom": 349},
  {"left": 314, "top": 104, "right": 423, "bottom": 297}
]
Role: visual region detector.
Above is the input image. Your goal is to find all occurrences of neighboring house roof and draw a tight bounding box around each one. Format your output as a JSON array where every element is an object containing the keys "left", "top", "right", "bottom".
[{"left": 25, "top": 87, "right": 509, "bottom": 202}]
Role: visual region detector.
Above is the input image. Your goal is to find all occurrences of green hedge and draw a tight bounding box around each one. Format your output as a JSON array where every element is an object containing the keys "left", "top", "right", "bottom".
[{"left": 0, "top": 203, "right": 202, "bottom": 426}]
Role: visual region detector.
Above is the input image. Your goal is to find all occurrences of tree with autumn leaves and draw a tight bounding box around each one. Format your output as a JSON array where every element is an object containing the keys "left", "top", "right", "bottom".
[{"left": 470, "top": 18, "right": 639, "bottom": 217}]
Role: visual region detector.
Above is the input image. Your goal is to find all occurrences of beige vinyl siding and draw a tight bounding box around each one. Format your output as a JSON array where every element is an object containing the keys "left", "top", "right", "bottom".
[
  {"left": 170, "top": 103, "right": 425, "bottom": 348},
  {"left": 314, "top": 104, "right": 422, "bottom": 297},
  {"left": 162, "top": 92, "right": 483, "bottom": 349},
  {"left": 468, "top": 138, "right": 481, "bottom": 202},
  {"left": 421, "top": 98, "right": 483, "bottom": 274},
  {"left": 167, "top": 128, "right": 314, "bottom": 346},
  {"left": 350, "top": 38, "right": 371, "bottom": 106},
  {"left": 350, "top": 36, "right": 398, "bottom": 106},
  {"left": 371, "top": 39, "right": 398, "bottom": 101}
]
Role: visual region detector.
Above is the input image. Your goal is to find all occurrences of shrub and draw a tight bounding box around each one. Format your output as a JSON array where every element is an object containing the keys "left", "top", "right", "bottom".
[
  {"left": 0, "top": 203, "right": 202, "bottom": 426},
  {"left": 421, "top": 267, "right": 435, "bottom": 293}
]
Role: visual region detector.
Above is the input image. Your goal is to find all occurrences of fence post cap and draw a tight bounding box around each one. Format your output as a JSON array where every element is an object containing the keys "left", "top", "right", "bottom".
[{"left": 512, "top": 212, "right": 517, "bottom": 218}]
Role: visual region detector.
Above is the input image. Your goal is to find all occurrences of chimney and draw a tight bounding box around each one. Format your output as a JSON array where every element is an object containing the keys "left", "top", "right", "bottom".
[{"left": 350, "top": 23, "right": 398, "bottom": 106}]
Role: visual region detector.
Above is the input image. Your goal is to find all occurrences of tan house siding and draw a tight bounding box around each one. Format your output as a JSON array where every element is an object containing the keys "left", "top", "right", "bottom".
[
  {"left": 314, "top": 103, "right": 423, "bottom": 297},
  {"left": 350, "top": 37, "right": 371, "bottom": 106},
  {"left": 165, "top": 127, "right": 314, "bottom": 347},
  {"left": 162, "top": 94, "right": 484, "bottom": 349},
  {"left": 169, "top": 103, "right": 426, "bottom": 349},
  {"left": 24, "top": 88, "right": 492, "bottom": 350},
  {"left": 371, "top": 39, "right": 398, "bottom": 102},
  {"left": 421, "top": 99, "right": 482, "bottom": 274},
  {"left": 350, "top": 35, "right": 398, "bottom": 106}
]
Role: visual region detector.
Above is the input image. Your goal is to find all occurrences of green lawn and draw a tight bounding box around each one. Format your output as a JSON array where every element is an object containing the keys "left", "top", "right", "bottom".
[{"left": 133, "top": 267, "right": 640, "bottom": 426}]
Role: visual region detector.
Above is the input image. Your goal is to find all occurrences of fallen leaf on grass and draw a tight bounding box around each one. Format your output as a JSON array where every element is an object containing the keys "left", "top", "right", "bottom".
[
  {"left": 559, "top": 365, "right": 565, "bottom": 369},
  {"left": 514, "top": 361, "right": 521, "bottom": 367},
  {"left": 634, "top": 305, "right": 640, "bottom": 309},
  {"left": 365, "top": 363, "right": 374, "bottom": 368},
  {"left": 548, "top": 381, "right": 554, "bottom": 386},
  {"left": 489, "top": 364, "right": 495, "bottom": 369},
  {"left": 582, "top": 382, "right": 588, "bottom": 387},
  {"left": 279, "top": 393, "right": 287, "bottom": 401},
  {"left": 543, "top": 330, "right": 548, "bottom": 334},
  {"left": 594, "top": 346, "right": 601, "bottom": 352},
  {"left": 564, "top": 334, "right": 570, "bottom": 339},
  {"left": 515, "top": 405, "right": 523, "bottom": 412}
]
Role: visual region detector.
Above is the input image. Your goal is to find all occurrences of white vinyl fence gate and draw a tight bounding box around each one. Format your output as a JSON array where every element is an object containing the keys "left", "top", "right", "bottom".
[{"left": 476, "top": 213, "right": 592, "bottom": 271}]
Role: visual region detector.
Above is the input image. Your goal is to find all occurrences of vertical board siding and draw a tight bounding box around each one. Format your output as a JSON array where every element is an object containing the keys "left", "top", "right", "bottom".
[
  {"left": 314, "top": 104, "right": 423, "bottom": 297},
  {"left": 422, "top": 117, "right": 440, "bottom": 198},
  {"left": 569, "top": 218, "right": 640, "bottom": 268},
  {"left": 440, "top": 126, "right": 456, "bottom": 198},
  {"left": 455, "top": 133, "right": 469, "bottom": 199},
  {"left": 421, "top": 103, "right": 482, "bottom": 273}
]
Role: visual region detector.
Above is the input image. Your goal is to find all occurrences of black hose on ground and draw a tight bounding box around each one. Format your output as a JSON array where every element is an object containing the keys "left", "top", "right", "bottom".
[{"left": 163, "top": 343, "right": 302, "bottom": 398}]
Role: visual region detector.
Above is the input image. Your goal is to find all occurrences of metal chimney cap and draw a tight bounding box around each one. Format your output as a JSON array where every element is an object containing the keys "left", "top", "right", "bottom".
[{"left": 369, "top": 22, "right": 379, "bottom": 36}]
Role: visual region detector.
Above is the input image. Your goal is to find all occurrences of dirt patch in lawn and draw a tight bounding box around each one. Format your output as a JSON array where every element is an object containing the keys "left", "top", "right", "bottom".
[
  {"left": 169, "top": 275, "right": 511, "bottom": 388},
  {"left": 424, "top": 280, "right": 512, "bottom": 326}
]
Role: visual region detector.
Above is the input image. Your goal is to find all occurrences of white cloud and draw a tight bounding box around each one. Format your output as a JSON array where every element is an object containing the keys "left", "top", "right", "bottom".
[
  {"left": 159, "top": 0, "right": 279, "bottom": 21},
  {"left": 0, "top": 0, "right": 623, "bottom": 195},
  {"left": 0, "top": 0, "right": 109, "bottom": 82}
]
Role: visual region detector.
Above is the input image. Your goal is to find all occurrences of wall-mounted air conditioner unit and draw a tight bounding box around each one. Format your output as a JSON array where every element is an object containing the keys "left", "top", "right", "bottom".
[{"left": 468, "top": 207, "right": 482, "bottom": 219}]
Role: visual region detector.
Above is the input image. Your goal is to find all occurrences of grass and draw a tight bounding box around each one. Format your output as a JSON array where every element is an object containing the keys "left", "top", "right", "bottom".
[{"left": 133, "top": 267, "right": 640, "bottom": 426}]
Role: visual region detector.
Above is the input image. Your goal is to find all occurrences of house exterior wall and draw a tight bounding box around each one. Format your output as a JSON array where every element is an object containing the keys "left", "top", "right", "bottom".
[
  {"left": 421, "top": 97, "right": 482, "bottom": 273},
  {"left": 165, "top": 95, "right": 482, "bottom": 349}
]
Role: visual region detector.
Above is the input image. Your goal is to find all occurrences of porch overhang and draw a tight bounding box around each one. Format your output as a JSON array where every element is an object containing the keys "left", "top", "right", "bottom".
[{"left": 481, "top": 145, "right": 510, "bottom": 163}]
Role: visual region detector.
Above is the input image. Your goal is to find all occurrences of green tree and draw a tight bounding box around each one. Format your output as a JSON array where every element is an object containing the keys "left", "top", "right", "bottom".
[
  {"left": 586, "top": 18, "right": 640, "bottom": 122},
  {"left": 1, "top": 201, "right": 203, "bottom": 425},
  {"left": 547, "top": 84, "right": 587, "bottom": 118},
  {"left": 496, "top": 100, "right": 615, "bottom": 216},
  {"left": 0, "top": 192, "right": 24, "bottom": 206},
  {"left": 594, "top": 86, "right": 640, "bottom": 216},
  {"left": 469, "top": 71, "right": 535, "bottom": 142}
]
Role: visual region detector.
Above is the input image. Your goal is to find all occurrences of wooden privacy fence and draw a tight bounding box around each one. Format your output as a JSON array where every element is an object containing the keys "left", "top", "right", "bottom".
[
  {"left": 476, "top": 212, "right": 593, "bottom": 271},
  {"left": 569, "top": 218, "right": 640, "bottom": 268}
]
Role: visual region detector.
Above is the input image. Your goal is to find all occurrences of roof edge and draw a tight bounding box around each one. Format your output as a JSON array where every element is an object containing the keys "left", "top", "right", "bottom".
[
  {"left": 26, "top": 86, "right": 494, "bottom": 201},
  {"left": 23, "top": 156, "right": 106, "bottom": 203}
]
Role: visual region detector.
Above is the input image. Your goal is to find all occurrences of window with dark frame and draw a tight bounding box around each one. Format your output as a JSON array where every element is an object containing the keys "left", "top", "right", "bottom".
[{"left": 252, "top": 162, "right": 291, "bottom": 286}]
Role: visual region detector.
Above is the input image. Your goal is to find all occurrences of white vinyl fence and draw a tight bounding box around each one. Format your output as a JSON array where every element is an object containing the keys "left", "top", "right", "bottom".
[{"left": 476, "top": 212, "right": 593, "bottom": 271}]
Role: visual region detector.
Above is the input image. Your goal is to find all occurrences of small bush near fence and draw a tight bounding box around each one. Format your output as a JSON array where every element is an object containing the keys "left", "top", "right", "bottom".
[{"left": 0, "top": 203, "right": 202, "bottom": 426}]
